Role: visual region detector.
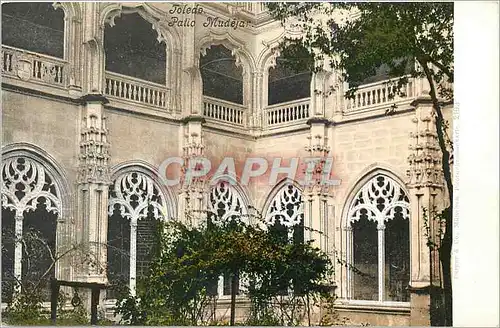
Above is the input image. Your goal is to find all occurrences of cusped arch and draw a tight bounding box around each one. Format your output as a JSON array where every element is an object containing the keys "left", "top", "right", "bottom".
[
  {"left": 100, "top": 3, "right": 181, "bottom": 53},
  {"left": 53, "top": 2, "right": 82, "bottom": 21},
  {"left": 208, "top": 174, "right": 251, "bottom": 223},
  {"left": 340, "top": 164, "right": 410, "bottom": 229},
  {"left": 261, "top": 178, "right": 304, "bottom": 227},
  {"left": 1, "top": 142, "right": 73, "bottom": 221},
  {"left": 196, "top": 31, "right": 256, "bottom": 74},
  {"left": 109, "top": 160, "right": 177, "bottom": 221},
  {"left": 257, "top": 26, "right": 304, "bottom": 73}
]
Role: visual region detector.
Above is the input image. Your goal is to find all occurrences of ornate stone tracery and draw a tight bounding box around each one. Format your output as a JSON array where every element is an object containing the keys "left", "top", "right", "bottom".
[
  {"left": 209, "top": 180, "right": 247, "bottom": 223},
  {"left": 1, "top": 155, "right": 64, "bottom": 286},
  {"left": 348, "top": 175, "right": 410, "bottom": 225},
  {"left": 107, "top": 170, "right": 169, "bottom": 296},
  {"left": 108, "top": 171, "right": 168, "bottom": 222},
  {"left": 345, "top": 173, "right": 411, "bottom": 302},
  {"left": 265, "top": 184, "right": 304, "bottom": 227},
  {"left": 1, "top": 157, "right": 62, "bottom": 216}
]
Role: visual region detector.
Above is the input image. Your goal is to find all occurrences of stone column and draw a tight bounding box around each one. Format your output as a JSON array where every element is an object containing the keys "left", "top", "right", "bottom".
[
  {"left": 179, "top": 115, "right": 206, "bottom": 226},
  {"left": 407, "top": 95, "right": 444, "bottom": 325},
  {"left": 304, "top": 117, "right": 334, "bottom": 252},
  {"left": 13, "top": 212, "right": 23, "bottom": 289},
  {"left": 76, "top": 95, "right": 111, "bottom": 284}
]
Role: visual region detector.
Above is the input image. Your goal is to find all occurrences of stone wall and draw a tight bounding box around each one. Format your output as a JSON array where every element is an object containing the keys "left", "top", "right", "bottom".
[{"left": 2, "top": 89, "right": 80, "bottom": 187}]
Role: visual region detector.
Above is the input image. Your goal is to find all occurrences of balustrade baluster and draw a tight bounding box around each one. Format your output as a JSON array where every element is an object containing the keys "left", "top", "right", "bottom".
[{"left": 128, "top": 84, "right": 133, "bottom": 99}]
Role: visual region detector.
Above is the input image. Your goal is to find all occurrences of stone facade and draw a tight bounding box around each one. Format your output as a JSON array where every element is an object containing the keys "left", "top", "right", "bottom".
[{"left": 1, "top": 2, "right": 453, "bottom": 326}]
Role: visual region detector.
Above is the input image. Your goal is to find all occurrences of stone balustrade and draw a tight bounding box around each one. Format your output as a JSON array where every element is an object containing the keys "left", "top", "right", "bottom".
[
  {"left": 344, "top": 76, "right": 416, "bottom": 113},
  {"left": 1, "top": 45, "right": 67, "bottom": 87},
  {"left": 104, "top": 71, "right": 170, "bottom": 109},
  {"left": 233, "top": 2, "right": 268, "bottom": 15},
  {"left": 203, "top": 96, "right": 246, "bottom": 126},
  {"left": 264, "top": 98, "right": 311, "bottom": 127}
]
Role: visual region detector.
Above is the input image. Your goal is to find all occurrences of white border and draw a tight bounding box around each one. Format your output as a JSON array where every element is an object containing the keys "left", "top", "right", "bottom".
[{"left": 454, "top": 2, "right": 499, "bottom": 327}]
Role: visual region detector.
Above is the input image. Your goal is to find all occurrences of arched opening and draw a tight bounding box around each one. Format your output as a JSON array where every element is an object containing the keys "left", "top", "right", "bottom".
[
  {"left": 268, "top": 58, "right": 311, "bottom": 105},
  {"left": 106, "top": 170, "right": 169, "bottom": 298},
  {"left": 264, "top": 183, "right": 305, "bottom": 295},
  {"left": 346, "top": 174, "right": 410, "bottom": 302},
  {"left": 104, "top": 13, "right": 166, "bottom": 84},
  {"left": 200, "top": 45, "right": 243, "bottom": 104},
  {"left": 1, "top": 2, "right": 65, "bottom": 58},
  {"left": 207, "top": 180, "right": 248, "bottom": 297},
  {"left": 1, "top": 156, "right": 62, "bottom": 303}
]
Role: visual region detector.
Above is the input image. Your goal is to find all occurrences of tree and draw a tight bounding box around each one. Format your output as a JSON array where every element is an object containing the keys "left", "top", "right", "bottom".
[
  {"left": 115, "top": 212, "right": 334, "bottom": 326},
  {"left": 266, "top": 2, "right": 453, "bottom": 325},
  {"left": 1, "top": 226, "right": 107, "bottom": 325}
]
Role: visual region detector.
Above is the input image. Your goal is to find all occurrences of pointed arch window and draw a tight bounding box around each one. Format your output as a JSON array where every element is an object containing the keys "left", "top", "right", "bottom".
[
  {"left": 263, "top": 183, "right": 305, "bottom": 296},
  {"left": 346, "top": 174, "right": 410, "bottom": 302},
  {"left": 207, "top": 180, "right": 248, "bottom": 297},
  {"left": 265, "top": 184, "right": 305, "bottom": 244},
  {"left": 107, "top": 171, "right": 169, "bottom": 297},
  {"left": 1, "top": 156, "right": 62, "bottom": 302}
]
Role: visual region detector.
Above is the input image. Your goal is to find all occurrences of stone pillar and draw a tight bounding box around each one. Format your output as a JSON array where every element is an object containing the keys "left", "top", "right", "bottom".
[
  {"left": 179, "top": 115, "right": 206, "bottom": 226},
  {"left": 76, "top": 95, "right": 111, "bottom": 284},
  {"left": 304, "top": 117, "right": 334, "bottom": 252},
  {"left": 13, "top": 212, "right": 23, "bottom": 290},
  {"left": 407, "top": 95, "right": 444, "bottom": 325},
  {"left": 81, "top": 2, "right": 105, "bottom": 95}
]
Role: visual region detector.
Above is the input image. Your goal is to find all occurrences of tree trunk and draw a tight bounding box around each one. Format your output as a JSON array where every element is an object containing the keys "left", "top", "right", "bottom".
[
  {"left": 420, "top": 61, "right": 454, "bottom": 326},
  {"left": 230, "top": 270, "right": 238, "bottom": 326}
]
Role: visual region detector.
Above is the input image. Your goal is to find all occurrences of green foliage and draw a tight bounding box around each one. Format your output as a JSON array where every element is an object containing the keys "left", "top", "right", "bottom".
[
  {"left": 267, "top": 4, "right": 455, "bottom": 325},
  {"left": 115, "top": 215, "right": 334, "bottom": 326},
  {"left": 267, "top": 2, "right": 453, "bottom": 100},
  {"left": 2, "top": 290, "right": 90, "bottom": 326}
]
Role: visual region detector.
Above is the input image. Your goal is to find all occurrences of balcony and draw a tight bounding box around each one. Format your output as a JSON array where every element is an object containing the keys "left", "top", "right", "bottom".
[
  {"left": 232, "top": 2, "right": 268, "bottom": 15},
  {"left": 1, "top": 45, "right": 67, "bottom": 88},
  {"left": 343, "top": 77, "right": 416, "bottom": 114},
  {"left": 104, "top": 71, "right": 170, "bottom": 110},
  {"left": 264, "top": 98, "right": 310, "bottom": 128},
  {"left": 203, "top": 96, "right": 246, "bottom": 127}
]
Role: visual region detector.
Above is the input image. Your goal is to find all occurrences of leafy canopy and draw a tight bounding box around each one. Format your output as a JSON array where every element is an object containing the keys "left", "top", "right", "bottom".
[{"left": 267, "top": 2, "right": 453, "bottom": 99}]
